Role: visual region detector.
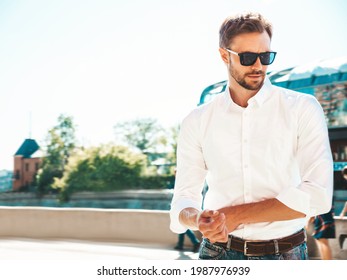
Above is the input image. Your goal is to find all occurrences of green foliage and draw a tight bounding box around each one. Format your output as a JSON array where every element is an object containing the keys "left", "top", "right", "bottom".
[
  {"left": 36, "top": 114, "right": 76, "bottom": 195},
  {"left": 35, "top": 165, "right": 62, "bottom": 194},
  {"left": 53, "top": 144, "right": 147, "bottom": 199},
  {"left": 138, "top": 174, "right": 175, "bottom": 189},
  {"left": 35, "top": 115, "right": 179, "bottom": 199},
  {"left": 165, "top": 124, "right": 179, "bottom": 173},
  {"left": 114, "top": 118, "right": 179, "bottom": 176},
  {"left": 114, "top": 118, "right": 164, "bottom": 153}
]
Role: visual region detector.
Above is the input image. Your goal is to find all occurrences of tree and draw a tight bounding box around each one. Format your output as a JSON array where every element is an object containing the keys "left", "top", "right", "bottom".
[
  {"left": 114, "top": 118, "right": 164, "bottom": 154},
  {"left": 36, "top": 114, "right": 76, "bottom": 195},
  {"left": 165, "top": 124, "right": 179, "bottom": 173},
  {"left": 114, "top": 118, "right": 180, "bottom": 176},
  {"left": 53, "top": 144, "right": 147, "bottom": 200}
]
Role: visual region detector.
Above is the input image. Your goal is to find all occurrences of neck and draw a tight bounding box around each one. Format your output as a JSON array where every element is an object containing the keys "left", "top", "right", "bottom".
[{"left": 228, "top": 80, "right": 258, "bottom": 108}]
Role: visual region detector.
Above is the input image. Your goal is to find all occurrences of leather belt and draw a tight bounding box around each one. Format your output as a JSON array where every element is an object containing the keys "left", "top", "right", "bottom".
[{"left": 215, "top": 229, "right": 306, "bottom": 256}]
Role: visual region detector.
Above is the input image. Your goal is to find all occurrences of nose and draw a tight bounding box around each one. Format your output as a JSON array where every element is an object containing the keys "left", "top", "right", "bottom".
[{"left": 251, "top": 56, "right": 263, "bottom": 71}]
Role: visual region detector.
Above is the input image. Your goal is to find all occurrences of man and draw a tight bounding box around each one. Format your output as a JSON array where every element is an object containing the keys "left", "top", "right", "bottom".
[{"left": 170, "top": 12, "right": 333, "bottom": 260}]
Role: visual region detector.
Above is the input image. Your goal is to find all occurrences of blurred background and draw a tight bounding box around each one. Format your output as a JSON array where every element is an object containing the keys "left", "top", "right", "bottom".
[
  {"left": 0, "top": 0, "right": 346, "bottom": 167},
  {"left": 0, "top": 0, "right": 346, "bottom": 261},
  {"left": 0, "top": 0, "right": 346, "bottom": 209}
]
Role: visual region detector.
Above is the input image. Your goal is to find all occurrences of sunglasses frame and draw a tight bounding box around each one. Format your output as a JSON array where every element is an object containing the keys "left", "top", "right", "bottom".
[{"left": 225, "top": 48, "right": 277, "bottom": 66}]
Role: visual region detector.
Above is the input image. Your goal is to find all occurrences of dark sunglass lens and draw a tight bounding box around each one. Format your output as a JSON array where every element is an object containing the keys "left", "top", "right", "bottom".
[
  {"left": 241, "top": 53, "right": 258, "bottom": 66},
  {"left": 260, "top": 52, "right": 276, "bottom": 65}
]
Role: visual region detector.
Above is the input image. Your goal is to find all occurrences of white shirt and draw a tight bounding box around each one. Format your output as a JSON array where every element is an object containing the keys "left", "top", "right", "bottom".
[{"left": 170, "top": 78, "right": 333, "bottom": 240}]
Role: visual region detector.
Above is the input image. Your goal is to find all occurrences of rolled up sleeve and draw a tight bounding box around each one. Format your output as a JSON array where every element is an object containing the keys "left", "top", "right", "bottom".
[
  {"left": 169, "top": 111, "right": 207, "bottom": 233},
  {"left": 277, "top": 95, "right": 333, "bottom": 217}
]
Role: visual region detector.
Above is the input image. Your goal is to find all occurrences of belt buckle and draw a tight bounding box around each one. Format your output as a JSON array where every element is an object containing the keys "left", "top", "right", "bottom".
[
  {"left": 244, "top": 239, "right": 280, "bottom": 256},
  {"left": 244, "top": 241, "right": 258, "bottom": 257}
]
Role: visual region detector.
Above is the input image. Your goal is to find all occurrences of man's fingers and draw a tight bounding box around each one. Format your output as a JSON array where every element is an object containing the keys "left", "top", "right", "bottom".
[
  {"left": 199, "top": 209, "right": 219, "bottom": 218},
  {"left": 203, "top": 225, "right": 229, "bottom": 243},
  {"left": 198, "top": 211, "right": 228, "bottom": 243},
  {"left": 199, "top": 212, "right": 224, "bottom": 231}
]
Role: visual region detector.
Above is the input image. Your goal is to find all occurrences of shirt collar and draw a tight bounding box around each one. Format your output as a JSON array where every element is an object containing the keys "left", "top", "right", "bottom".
[
  {"left": 249, "top": 77, "right": 273, "bottom": 107},
  {"left": 222, "top": 77, "right": 273, "bottom": 110}
]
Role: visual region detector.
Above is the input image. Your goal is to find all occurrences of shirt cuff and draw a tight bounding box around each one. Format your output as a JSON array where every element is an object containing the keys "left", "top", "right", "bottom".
[
  {"left": 169, "top": 197, "right": 201, "bottom": 233},
  {"left": 276, "top": 187, "right": 311, "bottom": 216}
]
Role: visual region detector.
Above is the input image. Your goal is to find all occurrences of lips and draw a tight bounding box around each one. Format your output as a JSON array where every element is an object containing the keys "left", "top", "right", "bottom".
[
  {"left": 247, "top": 74, "right": 263, "bottom": 79},
  {"left": 247, "top": 71, "right": 264, "bottom": 76}
]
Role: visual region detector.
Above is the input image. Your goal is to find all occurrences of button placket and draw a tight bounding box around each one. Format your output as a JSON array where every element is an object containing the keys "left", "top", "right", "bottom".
[{"left": 242, "top": 108, "right": 251, "bottom": 202}]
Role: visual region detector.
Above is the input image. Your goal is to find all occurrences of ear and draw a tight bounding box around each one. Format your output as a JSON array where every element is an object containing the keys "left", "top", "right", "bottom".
[{"left": 219, "top": 48, "right": 229, "bottom": 64}]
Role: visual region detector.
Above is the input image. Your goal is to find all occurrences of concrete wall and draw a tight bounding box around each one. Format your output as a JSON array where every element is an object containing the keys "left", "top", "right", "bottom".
[
  {"left": 0, "top": 206, "right": 179, "bottom": 245},
  {"left": 0, "top": 206, "right": 346, "bottom": 259}
]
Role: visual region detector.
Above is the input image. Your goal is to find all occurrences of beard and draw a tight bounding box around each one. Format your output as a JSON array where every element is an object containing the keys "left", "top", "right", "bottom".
[{"left": 229, "top": 67, "right": 265, "bottom": 91}]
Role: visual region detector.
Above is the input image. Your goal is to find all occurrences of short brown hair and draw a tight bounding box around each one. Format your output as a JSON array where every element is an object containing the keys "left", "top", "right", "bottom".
[{"left": 219, "top": 12, "right": 273, "bottom": 48}]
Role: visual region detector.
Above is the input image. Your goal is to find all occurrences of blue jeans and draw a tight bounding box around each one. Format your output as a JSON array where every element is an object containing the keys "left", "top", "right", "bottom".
[{"left": 198, "top": 238, "right": 308, "bottom": 260}]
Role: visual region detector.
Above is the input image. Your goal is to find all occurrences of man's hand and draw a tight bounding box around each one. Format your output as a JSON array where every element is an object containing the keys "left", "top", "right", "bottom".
[{"left": 197, "top": 209, "right": 229, "bottom": 243}]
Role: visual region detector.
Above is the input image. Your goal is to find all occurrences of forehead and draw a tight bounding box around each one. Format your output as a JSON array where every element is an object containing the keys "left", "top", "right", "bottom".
[{"left": 230, "top": 32, "right": 271, "bottom": 52}]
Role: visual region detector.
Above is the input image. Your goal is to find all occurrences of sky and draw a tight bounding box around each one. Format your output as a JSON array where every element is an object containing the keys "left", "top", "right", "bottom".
[{"left": 0, "top": 0, "right": 346, "bottom": 170}]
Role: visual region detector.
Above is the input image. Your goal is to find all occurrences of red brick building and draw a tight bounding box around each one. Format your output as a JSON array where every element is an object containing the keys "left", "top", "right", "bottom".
[{"left": 13, "top": 139, "right": 42, "bottom": 191}]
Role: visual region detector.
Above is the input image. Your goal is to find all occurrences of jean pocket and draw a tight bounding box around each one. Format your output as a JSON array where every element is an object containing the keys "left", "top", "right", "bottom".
[
  {"left": 198, "top": 239, "right": 226, "bottom": 260},
  {"left": 279, "top": 243, "right": 308, "bottom": 260}
]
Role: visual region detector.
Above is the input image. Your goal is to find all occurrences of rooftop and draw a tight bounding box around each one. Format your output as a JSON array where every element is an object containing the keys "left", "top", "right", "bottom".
[{"left": 14, "top": 138, "right": 40, "bottom": 158}]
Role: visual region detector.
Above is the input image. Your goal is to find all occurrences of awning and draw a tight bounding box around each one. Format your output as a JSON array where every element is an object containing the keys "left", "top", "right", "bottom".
[{"left": 272, "top": 56, "right": 347, "bottom": 83}]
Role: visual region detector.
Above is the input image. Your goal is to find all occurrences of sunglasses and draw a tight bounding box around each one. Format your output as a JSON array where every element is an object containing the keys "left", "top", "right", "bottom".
[{"left": 225, "top": 49, "right": 277, "bottom": 66}]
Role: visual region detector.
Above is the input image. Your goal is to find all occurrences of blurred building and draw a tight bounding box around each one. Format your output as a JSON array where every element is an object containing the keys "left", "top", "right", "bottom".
[
  {"left": 13, "top": 139, "right": 42, "bottom": 191},
  {"left": 269, "top": 56, "right": 347, "bottom": 128},
  {"left": 0, "top": 170, "right": 13, "bottom": 192}
]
